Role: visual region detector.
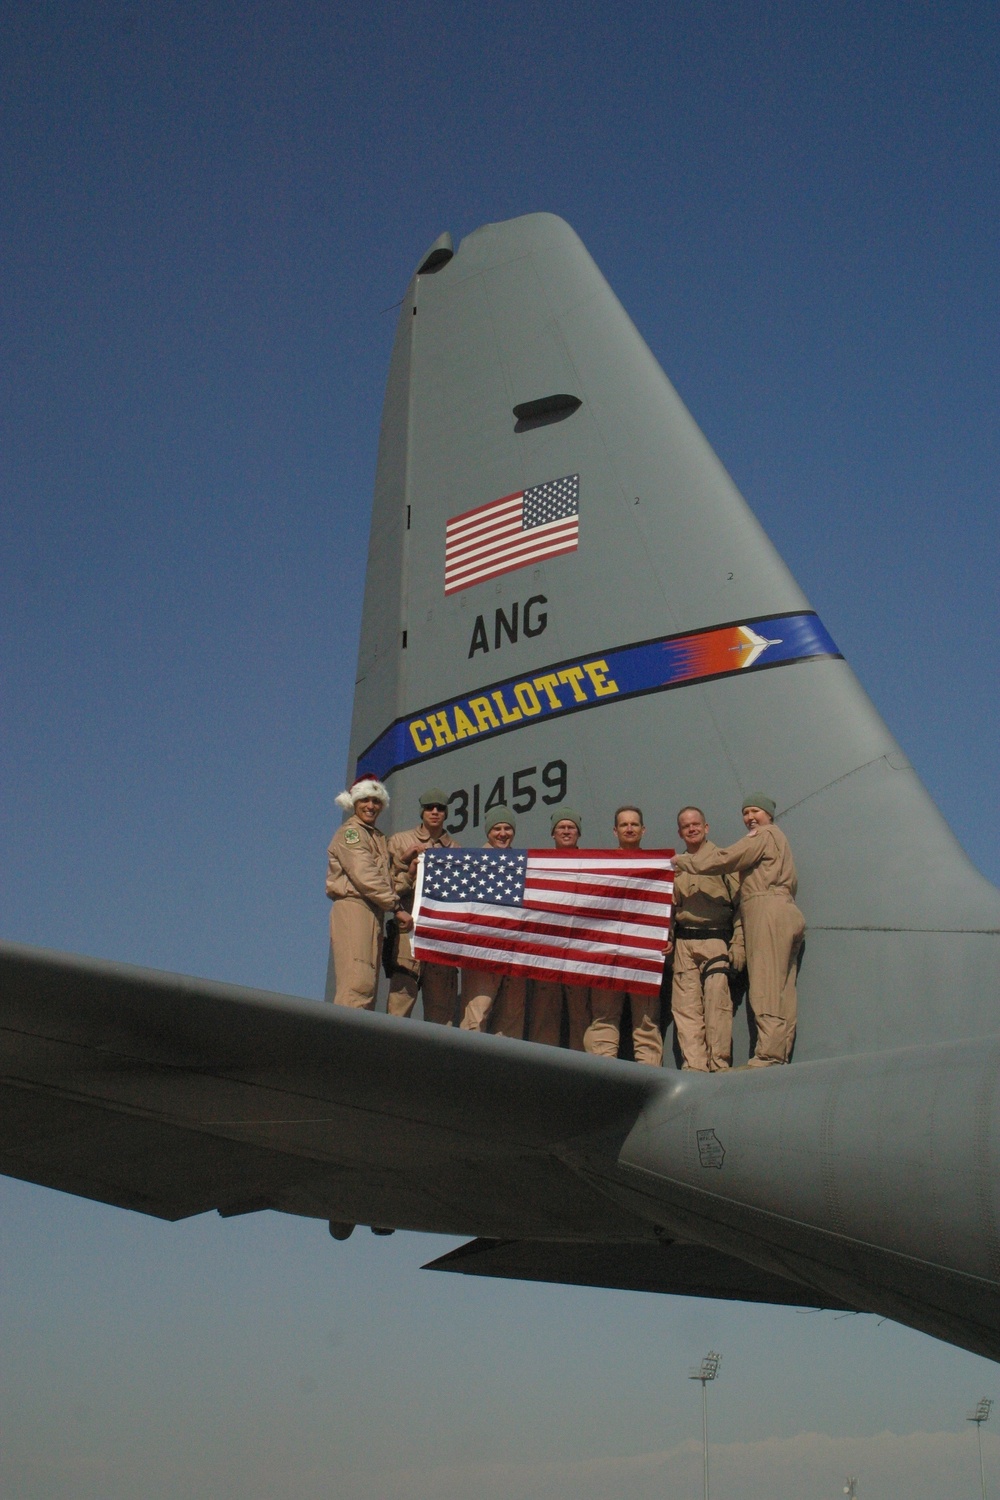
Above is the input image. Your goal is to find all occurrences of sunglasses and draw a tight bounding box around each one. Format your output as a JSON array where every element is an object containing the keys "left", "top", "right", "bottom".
[{"left": 424, "top": 803, "right": 448, "bottom": 812}]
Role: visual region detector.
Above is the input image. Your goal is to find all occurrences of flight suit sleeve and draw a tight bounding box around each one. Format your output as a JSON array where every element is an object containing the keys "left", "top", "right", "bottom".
[
  {"left": 386, "top": 831, "right": 421, "bottom": 899},
  {"left": 677, "top": 833, "right": 764, "bottom": 878},
  {"left": 336, "top": 835, "right": 399, "bottom": 911},
  {"left": 726, "top": 872, "right": 745, "bottom": 970}
]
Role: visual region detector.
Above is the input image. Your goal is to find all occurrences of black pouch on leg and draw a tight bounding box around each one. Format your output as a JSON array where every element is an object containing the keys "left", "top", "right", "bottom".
[{"left": 381, "top": 918, "right": 399, "bottom": 980}]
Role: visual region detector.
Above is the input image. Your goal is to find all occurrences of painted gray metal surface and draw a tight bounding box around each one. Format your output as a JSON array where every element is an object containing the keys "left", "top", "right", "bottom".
[
  {"left": 346, "top": 211, "right": 999, "bottom": 1062},
  {"left": 425, "top": 1235, "right": 852, "bottom": 1311},
  {"left": 4, "top": 213, "right": 1000, "bottom": 1361},
  {"left": 0, "top": 939, "right": 658, "bottom": 1239}
]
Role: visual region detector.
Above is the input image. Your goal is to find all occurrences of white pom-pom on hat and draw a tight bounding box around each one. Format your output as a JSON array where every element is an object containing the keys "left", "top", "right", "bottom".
[{"left": 335, "top": 777, "right": 390, "bottom": 813}]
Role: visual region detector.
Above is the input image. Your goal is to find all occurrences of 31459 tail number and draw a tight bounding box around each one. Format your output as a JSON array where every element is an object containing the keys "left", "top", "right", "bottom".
[{"left": 446, "top": 759, "right": 567, "bottom": 834}]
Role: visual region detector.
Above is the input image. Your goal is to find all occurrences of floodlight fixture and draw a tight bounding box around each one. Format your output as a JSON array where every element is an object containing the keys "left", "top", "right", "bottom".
[
  {"left": 688, "top": 1352, "right": 722, "bottom": 1500},
  {"left": 968, "top": 1397, "right": 994, "bottom": 1500},
  {"left": 689, "top": 1350, "right": 722, "bottom": 1385}
]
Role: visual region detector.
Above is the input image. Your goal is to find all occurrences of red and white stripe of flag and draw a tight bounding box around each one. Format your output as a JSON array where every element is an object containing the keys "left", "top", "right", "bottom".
[
  {"left": 444, "top": 491, "right": 578, "bottom": 595},
  {"left": 413, "top": 849, "right": 674, "bottom": 995}
]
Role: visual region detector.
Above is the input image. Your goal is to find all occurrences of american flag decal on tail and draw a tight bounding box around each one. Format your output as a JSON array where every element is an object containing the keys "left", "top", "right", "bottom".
[
  {"left": 444, "top": 474, "right": 579, "bottom": 594},
  {"left": 412, "top": 846, "right": 674, "bottom": 995}
]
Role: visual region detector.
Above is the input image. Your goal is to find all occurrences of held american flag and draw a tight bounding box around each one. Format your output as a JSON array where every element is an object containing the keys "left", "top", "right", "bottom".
[
  {"left": 412, "top": 847, "right": 674, "bottom": 996},
  {"left": 444, "top": 474, "right": 580, "bottom": 595}
]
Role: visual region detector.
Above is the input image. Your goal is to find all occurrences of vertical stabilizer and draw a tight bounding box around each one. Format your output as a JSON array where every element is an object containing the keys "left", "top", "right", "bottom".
[{"left": 344, "top": 213, "right": 999, "bottom": 1059}]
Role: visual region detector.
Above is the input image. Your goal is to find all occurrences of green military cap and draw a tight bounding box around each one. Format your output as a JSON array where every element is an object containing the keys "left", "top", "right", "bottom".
[
  {"left": 485, "top": 804, "right": 516, "bottom": 832},
  {"left": 742, "top": 793, "right": 776, "bottom": 818},
  {"left": 550, "top": 806, "right": 582, "bottom": 834},
  {"left": 419, "top": 787, "right": 449, "bottom": 807}
]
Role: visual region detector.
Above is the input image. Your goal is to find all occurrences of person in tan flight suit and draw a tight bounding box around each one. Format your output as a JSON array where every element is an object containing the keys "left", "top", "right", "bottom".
[
  {"left": 458, "top": 805, "right": 527, "bottom": 1039},
  {"left": 673, "top": 795, "right": 804, "bottom": 1067},
  {"left": 671, "top": 806, "right": 745, "bottom": 1071},
  {"left": 528, "top": 808, "right": 591, "bottom": 1050},
  {"left": 583, "top": 805, "right": 663, "bottom": 1066},
  {"left": 325, "top": 777, "right": 411, "bottom": 1009},
  {"left": 386, "top": 788, "right": 460, "bottom": 1025}
]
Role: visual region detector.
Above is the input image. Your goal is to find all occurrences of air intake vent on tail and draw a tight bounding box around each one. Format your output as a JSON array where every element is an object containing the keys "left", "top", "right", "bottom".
[{"left": 513, "top": 393, "right": 582, "bottom": 431}]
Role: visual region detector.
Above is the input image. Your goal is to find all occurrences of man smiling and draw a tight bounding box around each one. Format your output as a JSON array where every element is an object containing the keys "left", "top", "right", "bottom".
[
  {"left": 674, "top": 795, "right": 804, "bottom": 1066},
  {"left": 583, "top": 805, "right": 663, "bottom": 1066},
  {"left": 459, "top": 806, "right": 526, "bottom": 1037},
  {"left": 386, "top": 788, "right": 461, "bottom": 1024},
  {"left": 528, "top": 808, "right": 591, "bottom": 1050},
  {"left": 670, "top": 805, "right": 744, "bottom": 1071},
  {"left": 326, "top": 778, "right": 410, "bottom": 1009}
]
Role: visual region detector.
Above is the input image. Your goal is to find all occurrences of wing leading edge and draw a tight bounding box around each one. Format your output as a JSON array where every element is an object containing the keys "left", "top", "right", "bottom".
[
  {"left": 0, "top": 940, "right": 660, "bottom": 1239},
  {"left": 0, "top": 939, "right": 860, "bottom": 1318}
]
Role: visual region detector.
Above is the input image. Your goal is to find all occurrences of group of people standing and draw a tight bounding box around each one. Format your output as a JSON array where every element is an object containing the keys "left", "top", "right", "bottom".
[{"left": 325, "top": 777, "right": 805, "bottom": 1069}]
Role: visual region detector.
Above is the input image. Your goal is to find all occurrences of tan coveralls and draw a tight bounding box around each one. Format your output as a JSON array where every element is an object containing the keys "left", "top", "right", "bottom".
[
  {"left": 529, "top": 979, "right": 591, "bottom": 1050},
  {"left": 459, "top": 842, "right": 527, "bottom": 1039},
  {"left": 325, "top": 815, "right": 400, "bottom": 1009},
  {"left": 675, "top": 825, "right": 805, "bottom": 1066},
  {"left": 671, "top": 846, "right": 744, "bottom": 1072},
  {"left": 385, "top": 823, "right": 459, "bottom": 1025},
  {"left": 460, "top": 967, "right": 527, "bottom": 1038},
  {"left": 584, "top": 985, "right": 663, "bottom": 1066}
]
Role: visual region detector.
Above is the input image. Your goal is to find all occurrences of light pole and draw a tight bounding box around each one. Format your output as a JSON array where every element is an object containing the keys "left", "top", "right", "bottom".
[
  {"left": 968, "top": 1398, "right": 993, "bottom": 1500},
  {"left": 689, "top": 1351, "right": 721, "bottom": 1500}
]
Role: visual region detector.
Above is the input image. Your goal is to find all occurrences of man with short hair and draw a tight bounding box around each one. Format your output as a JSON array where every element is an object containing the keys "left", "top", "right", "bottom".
[
  {"left": 583, "top": 805, "right": 663, "bottom": 1066},
  {"left": 326, "top": 778, "right": 411, "bottom": 1009},
  {"left": 528, "top": 808, "right": 591, "bottom": 1050},
  {"left": 458, "top": 806, "right": 527, "bottom": 1038},
  {"left": 673, "top": 795, "right": 804, "bottom": 1066},
  {"left": 671, "top": 805, "right": 744, "bottom": 1071},
  {"left": 386, "top": 788, "right": 461, "bottom": 1024}
]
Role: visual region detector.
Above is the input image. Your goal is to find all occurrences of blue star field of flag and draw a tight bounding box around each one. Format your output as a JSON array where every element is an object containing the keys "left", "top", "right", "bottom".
[
  {"left": 423, "top": 849, "right": 527, "bottom": 905},
  {"left": 522, "top": 473, "right": 579, "bottom": 531}
]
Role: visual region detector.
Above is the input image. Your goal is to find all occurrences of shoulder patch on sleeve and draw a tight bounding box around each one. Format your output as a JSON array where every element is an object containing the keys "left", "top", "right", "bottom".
[{"left": 343, "top": 827, "right": 361, "bottom": 844}]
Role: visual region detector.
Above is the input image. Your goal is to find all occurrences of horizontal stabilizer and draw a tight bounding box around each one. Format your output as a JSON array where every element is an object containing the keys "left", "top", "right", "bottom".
[{"left": 425, "top": 1235, "right": 853, "bottom": 1311}]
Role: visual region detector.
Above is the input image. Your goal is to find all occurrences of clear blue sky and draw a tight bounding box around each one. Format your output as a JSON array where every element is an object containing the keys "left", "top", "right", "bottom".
[{"left": 2, "top": 3, "right": 998, "bottom": 1496}]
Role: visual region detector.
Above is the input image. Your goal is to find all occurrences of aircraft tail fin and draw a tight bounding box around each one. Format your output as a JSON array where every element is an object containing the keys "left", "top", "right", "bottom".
[{"left": 345, "top": 212, "right": 999, "bottom": 1058}]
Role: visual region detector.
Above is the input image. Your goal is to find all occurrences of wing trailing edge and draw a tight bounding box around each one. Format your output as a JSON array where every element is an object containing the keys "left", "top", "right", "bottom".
[{"left": 424, "top": 1235, "right": 854, "bottom": 1311}]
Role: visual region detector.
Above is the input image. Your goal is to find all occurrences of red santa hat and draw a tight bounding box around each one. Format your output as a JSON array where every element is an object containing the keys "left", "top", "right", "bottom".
[{"left": 335, "top": 777, "right": 390, "bottom": 814}]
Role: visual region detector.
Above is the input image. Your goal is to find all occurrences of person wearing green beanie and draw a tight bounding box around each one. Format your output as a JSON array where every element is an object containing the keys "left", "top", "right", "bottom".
[
  {"left": 529, "top": 810, "right": 591, "bottom": 1051},
  {"left": 484, "top": 804, "right": 516, "bottom": 842},
  {"left": 673, "top": 796, "right": 805, "bottom": 1067},
  {"left": 549, "top": 807, "right": 582, "bottom": 840},
  {"left": 459, "top": 807, "right": 525, "bottom": 1036},
  {"left": 385, "top": 788, "right": 461, "bottom": 1024},
  {"left": 741, "top": 794, "right": 776, "bottom": 821}
]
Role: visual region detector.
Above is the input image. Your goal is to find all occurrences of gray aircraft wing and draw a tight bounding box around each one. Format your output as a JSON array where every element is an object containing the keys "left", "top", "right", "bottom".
[
  {"left": 0, "top": 938, "right": 849, "bottom": 1317},
  {"left": 0, "top": 939, "right": 654, "bottom": 1238},
  {"left": 423, "top": 1236, "right": 852, "bottom": 1310}
]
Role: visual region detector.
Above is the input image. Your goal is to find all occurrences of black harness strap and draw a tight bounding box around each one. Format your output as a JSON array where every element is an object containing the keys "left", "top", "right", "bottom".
[{"left": 700, "top": 955, "right": 734, "bottom": 981}]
